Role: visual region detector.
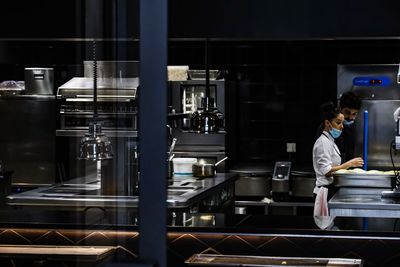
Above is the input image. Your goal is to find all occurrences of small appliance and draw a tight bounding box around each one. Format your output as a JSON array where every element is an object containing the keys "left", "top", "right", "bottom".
[{"left": 271, "top": 161, "right": 291, "bottom": 201}]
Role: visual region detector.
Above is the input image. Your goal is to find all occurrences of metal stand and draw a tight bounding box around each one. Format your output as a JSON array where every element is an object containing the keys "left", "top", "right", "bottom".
[{"left": 381, "top": 187, "right": 400, "bottom": 198}]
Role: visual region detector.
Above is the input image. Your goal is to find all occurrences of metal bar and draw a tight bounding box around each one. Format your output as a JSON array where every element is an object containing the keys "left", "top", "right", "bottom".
[
  {"left": 205, "top": 39, "right": 210, "bottom": 97},
  {"left": 139, "top": 0, "right": 167, "bottom": 267},
  {"left": 362, "top": 218, "right": 369, "bottom": 230},
  {"left": 363, "top": 110, "right": 368, "bottom": 170},
  {"left": 92, "top": 41, "right": 98, "bottom": 122}
]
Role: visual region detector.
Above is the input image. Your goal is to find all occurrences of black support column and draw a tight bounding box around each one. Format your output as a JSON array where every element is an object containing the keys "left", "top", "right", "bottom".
[{"left": 139, "top": 0, "right": 167, "bottom": 267}]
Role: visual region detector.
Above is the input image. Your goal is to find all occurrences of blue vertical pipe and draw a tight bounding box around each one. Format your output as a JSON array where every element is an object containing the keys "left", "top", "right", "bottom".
[
  {"left": 363, "top": 218, "right": 369, "bottom": 231},
  {"left": 362, "top": 110, "right": 369, "bottom": 230},
  {"left": 363, "top": 110, "right": 368, "bottom": 171}
]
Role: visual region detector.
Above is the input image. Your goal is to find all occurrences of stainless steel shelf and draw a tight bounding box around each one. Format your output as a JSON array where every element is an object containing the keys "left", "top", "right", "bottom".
[{"left": 329, "top": 187, "right": 400, "bottom": 218}]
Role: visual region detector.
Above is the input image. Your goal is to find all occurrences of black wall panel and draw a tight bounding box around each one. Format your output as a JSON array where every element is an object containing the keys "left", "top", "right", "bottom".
[
  {"left": 0, "top": 0, "right": 399, "bottom": 39},
  {"left": 169, "top": 0, "right": 400, "bottom": 39}
]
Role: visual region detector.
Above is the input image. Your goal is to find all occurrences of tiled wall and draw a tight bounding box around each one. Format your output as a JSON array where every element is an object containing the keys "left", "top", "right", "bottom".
[
  {"left": 1, "top": 39, "right": 400, "bottom": 170},
  {"left": 169, "top": 40, "right": 400, "bottom": 169}
]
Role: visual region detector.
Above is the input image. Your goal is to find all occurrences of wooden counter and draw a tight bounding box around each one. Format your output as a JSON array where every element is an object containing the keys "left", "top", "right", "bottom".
[{"left": 0, "top": 245, "right": 116, "bottom": 262}]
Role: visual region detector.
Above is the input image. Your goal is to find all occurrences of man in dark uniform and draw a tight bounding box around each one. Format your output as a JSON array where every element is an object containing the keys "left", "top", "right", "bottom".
[
  {"left": 335, "top": 91, "right": 361, "bottom": 162},
  {"left": 316, "top": 91, "right": 362, "bottom": 162}
]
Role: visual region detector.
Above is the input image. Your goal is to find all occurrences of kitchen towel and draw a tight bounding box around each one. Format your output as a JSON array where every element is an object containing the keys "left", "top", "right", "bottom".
[{"left": 313, "top": 187, "right": 334, "bottom": 229}]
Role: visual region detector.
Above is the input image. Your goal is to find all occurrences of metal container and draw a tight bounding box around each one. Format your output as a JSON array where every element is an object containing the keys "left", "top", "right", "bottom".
[
  {"left": 291, "top": 176, "right": 315, "bottom": 197},
  {"left": 192, "top": 163, "right": 216, "bottom": 178},
  {"left": 230, "top": 164, "right": 273, "bottom": 197},
  {"left": 235, "top": 206, "right": 247, "bottom": 214},
  {"left": 24, "top": 68, "right": 54, "bottom": 95},
  {"left": 192, "top": 157, "right": 227, "bottom": 178},
  {"left": 0, "top": 81, "right": 25, "bottom": 96},
  {"left": 235, "top": 176, "right": 271, "bottom": 197},
  {"left": 333, "top": 173, "right": 393, "bottom": 188}
]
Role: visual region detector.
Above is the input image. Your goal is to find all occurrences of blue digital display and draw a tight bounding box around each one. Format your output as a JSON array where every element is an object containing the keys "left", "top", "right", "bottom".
[{"left": 353, "top": 76, "right": 390, "bottom": 86}]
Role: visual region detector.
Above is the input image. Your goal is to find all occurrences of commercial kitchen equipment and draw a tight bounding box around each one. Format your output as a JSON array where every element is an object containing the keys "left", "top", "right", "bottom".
[
  {"left": 169, "top": 41, "right": 225, "bottom": 170},
  {"left": 56, "top": 61, "right": 139, "bottom": 196},
  {"left": 191, "top": 39, "right": 223, "bottom": 134},
  {"left": 0, "top": 80, "right": 25, "bottom": 96},
  {"left": 78, "top": 46, "right": 114, "bottom": 162},
  {"left": 329, "top": 187, "right": 400, "bottom": 218},
  {"left": 290, "top": 170, "right": 316, "bottom": 198},
  {"left": 24, "top": 67, "right": 54, "bottom": 95},
  {"left": 232, "top": 164, "right": 314, "bottom": 215},
  {"left": 84, "top": 60, "right": 139, "bottom": 79},
  {"left": 337, "top": 64, "right": 400, "bottom": 170},
  {"left": 271, "top": 161, "right": 291, "bottom": 201},
  {"left": 230, "top": 164, "right": 272, "bottom": 198},
  {"left": 337, "top": 64, "right": 400, "bottom": 195},
  {"left": 7, "top": 174, "right": 238, "bottom": 221},
  {"left": 334, "top": 172, "right": 392, "bottom": 188},
  {"left": 169, "top": 78, "right": 226, "bottom": 172},
  {"left": 0, "top": 95, "right": 56, "bottom": 186},
  {"left": 191, "top": 96, "right": 224, "bottom": 134},
  {"left": 327, "top": 64, "right": 400, "bottom": 226},
  {"left": 192, "top": 156, "right": 228, "bottom": 178}
]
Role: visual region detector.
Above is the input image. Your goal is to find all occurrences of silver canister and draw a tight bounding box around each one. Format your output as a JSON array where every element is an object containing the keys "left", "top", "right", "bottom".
[{"left": 24, "top": 67, "right": 54, "bottom": 95}]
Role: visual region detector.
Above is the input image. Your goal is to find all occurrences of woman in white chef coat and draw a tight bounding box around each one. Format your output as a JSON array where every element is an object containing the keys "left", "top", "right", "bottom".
[{"left": 313, "top": 102, "right": 364, "bottom": 200}]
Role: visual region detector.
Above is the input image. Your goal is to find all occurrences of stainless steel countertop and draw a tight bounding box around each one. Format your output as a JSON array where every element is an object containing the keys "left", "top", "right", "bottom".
[
  {"left": 333, "top": 173, "right": 393, "bottom": 188},
  {"left": 329, "top": 187, "right": 400, "bottom": 218},
  {"left": 7, "top": 173, "right": 238, "bottom": 209}
]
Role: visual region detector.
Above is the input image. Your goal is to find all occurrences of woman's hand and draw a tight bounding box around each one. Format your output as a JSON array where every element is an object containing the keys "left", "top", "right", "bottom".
[
  {"left": 326, "top": 157, "right": 364, "bottom": 177},
  {"left": 345, "top": 157, "right": 364, "bottom": 169}
]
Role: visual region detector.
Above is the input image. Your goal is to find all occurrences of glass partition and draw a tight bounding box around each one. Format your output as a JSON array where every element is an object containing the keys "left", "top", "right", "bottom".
[
  {"left": 2, "top": 1, "right": 400, "bottom": 242},
  {"left": 0, "top": 1, "right": 142, "bottom": 228}
]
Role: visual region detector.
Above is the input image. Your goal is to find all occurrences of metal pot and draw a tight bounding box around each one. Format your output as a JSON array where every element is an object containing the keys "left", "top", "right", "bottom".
[
  {"left": 290, "top": 171, "right": 316, "bottom": 197},
  {"left": 192, "top": 157, "right": 227, "bottom": 178}
]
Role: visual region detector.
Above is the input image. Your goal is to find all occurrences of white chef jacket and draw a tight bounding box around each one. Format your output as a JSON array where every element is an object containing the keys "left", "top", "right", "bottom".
[{"left": 312, "top": 131, "right": 342, "bottom": 194}]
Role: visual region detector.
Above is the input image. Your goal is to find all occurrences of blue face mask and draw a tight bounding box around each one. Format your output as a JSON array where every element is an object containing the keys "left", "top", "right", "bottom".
[
  {"left": 329, "top": 127, "right": 342, "bottom": 139},
  {"left": 343, "top": 119, "right": 354, "bottom": 126}
]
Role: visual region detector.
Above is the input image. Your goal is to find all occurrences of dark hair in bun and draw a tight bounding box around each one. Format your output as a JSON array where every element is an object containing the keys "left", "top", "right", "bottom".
[{"left": 320, "top": 101, "right": 341, "bottom": 123}]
